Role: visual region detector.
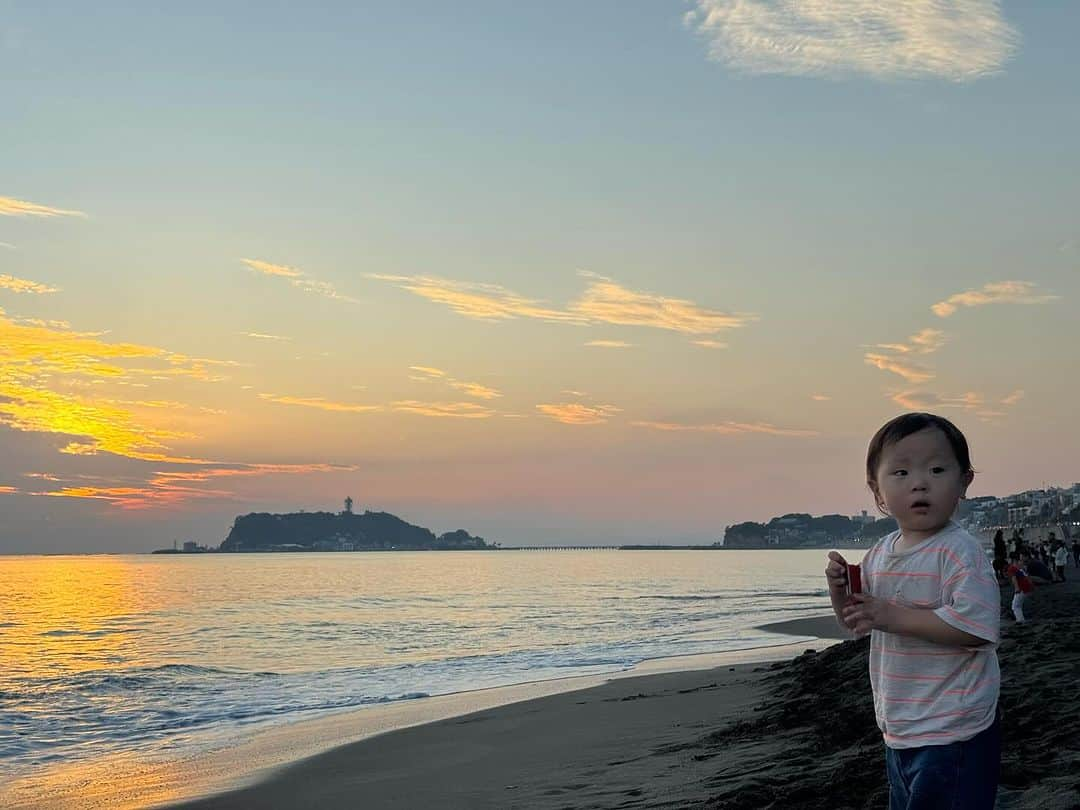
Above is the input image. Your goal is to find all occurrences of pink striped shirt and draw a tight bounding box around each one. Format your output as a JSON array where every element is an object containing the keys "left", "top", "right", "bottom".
[{"left": 861, "top": 521, "right": 1000, "bottom": 749}]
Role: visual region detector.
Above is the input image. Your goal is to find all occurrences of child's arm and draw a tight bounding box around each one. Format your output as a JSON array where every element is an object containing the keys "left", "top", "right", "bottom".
[
  {"left": 1010, "top": 574, "right": 1019, "bottom": 593},
  {"left": 842, "top": 594, "right": 989, "bottom": 647}
]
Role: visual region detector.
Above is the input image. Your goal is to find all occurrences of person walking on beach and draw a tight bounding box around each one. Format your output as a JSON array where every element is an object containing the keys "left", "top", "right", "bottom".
[
  {"left": 1006, "top": 551, "right": 1033, "bottom": 622},
  {"left": 826, "top": 413, "right": 1000, "bottom": 810},
  {"left": 1053, "top": 541, "right": 1068, "bottom": 582},
  {"left": 1072, "top": 539, "right": 1080, "bottom": 568}
]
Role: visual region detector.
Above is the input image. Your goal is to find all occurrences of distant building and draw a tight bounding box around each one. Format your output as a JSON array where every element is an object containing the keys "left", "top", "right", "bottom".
[{"left": 182, "top": 541, "right": 198, "bottom": 553}]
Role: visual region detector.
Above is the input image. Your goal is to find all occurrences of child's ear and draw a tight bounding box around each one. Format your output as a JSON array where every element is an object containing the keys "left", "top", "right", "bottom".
[{"left": 960, "top": 469, "right": 974, "bottom": 496}]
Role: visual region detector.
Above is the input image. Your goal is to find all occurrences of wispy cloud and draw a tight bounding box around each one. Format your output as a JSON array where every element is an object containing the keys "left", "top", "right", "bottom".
[
  {"left": 932, "top": 281, "right": 1058, "bottom": 317},
  {"left": 410, "top": 366, "right": 447, "bottom": 378},
  {"left": 373, "top": 272, "right": 755, "bottom": 339},
  {"left": 371, "top": 274, "right": 578, "bottom": 323},
  {"left": 0, "top": 274, "right": 60, "bottom": 294},
  {"left": 569, "top": 274, "right": 755, "bottom": 336},
  {"left": 536, "top": 402, "right": 622, "bottom": 425},
  {"left": 864, "top": 352, "right": 935, "bottom": 383},
  {"left": 0, "top": 241, "right": 15, "bottom": 250},
  {"left": 1001, "top": 389, "right": 1024, "bottom": 406},
  {"left": 685, "top": 0, "right": 1019, "bottom": 82},
  {"left": 449, "top": 381, "right": 502, "bottom": 400},
  {"left": 33, "top": 463, "right": 354, "bottom": 510},
  {"left": 692, "top": 339, "right": 728, "bottom": 349},
  {"left": 392, "top": 401, "right": 495, "bottom": 419},
  {"left": 241, "top": 332, "right": 291, "bottom": 341},
  {"left": 891, "top": 390, "right": 982, "bottom": 411},
  {"left": 242, "top": 258, "right": 358, "bottom": 303},
  {"left": 0, "top": 195, "right": 86, "bottom": 218},
  {"left": 241, "top": 258, "right": 303, "bottom": 278},
  {"left": 586, "top": 340, "right": 633, "bottom": 348},
  {"left": 260, "top": 395, "right": 382, "bottom": 413},
  {"left": 872, "top": 328, "right": 946, "bottom": 355},
  {"left": 0, "top": 485, "right": 17, "bottom": 494},
  {"left": 811, "top": 394, "right": 831, "bottom": 401},
  {"left": 410, "top": 365, "right": 501, "bottom": 400},
  {"left": 632, "top": 419, "right": 818, "bottom": 437}
]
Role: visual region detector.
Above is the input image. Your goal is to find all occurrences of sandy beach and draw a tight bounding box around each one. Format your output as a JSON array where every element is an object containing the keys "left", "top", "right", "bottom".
[{"left": 161, "top": 580, "right": 1080, "bottom": 810}]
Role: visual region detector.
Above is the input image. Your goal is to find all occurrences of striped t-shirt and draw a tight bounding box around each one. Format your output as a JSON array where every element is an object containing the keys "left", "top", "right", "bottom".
[{"left": 860, "top": 521, "right": 1000, "bottom": 749}]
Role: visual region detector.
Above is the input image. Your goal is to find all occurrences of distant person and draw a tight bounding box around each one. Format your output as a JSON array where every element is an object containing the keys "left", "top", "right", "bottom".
[
  {"left": 1006, "top": 552, "right": 1033, "bottom": 623},
  {"left": 991, "top": 529, "right": 1008, "bottom": 582},
  {"left": 1054, "top": 542, "right": 1068, "bottom": 582},
  {"left": 1073, "top": 540, "right": 1080, "bottom": 568},
  {"left": 826, "top": 413, "right": 1000, "bottom": 810},
  {"left": 1010, "top": 529, "right": 1023, "bottom": 557}
]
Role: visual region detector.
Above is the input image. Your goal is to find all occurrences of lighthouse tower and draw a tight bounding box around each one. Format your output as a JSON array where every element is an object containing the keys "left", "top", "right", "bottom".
[{"left": 344, "top": 496, "right": 354, "bottom": 515}]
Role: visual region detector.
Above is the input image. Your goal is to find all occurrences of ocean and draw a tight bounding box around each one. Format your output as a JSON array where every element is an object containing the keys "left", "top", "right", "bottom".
[{"left": 0, "top": 548, "right": 860, "bottom": 785}]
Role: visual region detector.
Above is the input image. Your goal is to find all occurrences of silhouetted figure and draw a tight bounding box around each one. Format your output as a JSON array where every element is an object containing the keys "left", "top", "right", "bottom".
[{"left": 992, "top": 529, "right": 1008, "bottom": 583}]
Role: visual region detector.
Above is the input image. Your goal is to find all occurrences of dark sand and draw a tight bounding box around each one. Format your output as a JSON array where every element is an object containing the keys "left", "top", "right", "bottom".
[{"left": 166, "top": 581, "right": 1080, "bottom": 810}]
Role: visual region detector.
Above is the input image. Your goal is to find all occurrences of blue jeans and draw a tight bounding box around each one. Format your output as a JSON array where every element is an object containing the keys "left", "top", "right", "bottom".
[{"left": 885, "top": 710, "right": 1001, "bottom": 810}]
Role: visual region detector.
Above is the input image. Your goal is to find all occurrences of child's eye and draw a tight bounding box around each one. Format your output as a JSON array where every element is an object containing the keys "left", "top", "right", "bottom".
[
  {"left": 931, "top": 466, "right": 946, "bottom": 474},
  {"left": 892, "top": 470, "right": 907, "bottom": 477}
]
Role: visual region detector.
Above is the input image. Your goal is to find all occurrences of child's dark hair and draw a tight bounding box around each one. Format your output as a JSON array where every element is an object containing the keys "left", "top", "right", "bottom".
[{"left": 866, "top": 412, "right": 974, "bottom": 485}]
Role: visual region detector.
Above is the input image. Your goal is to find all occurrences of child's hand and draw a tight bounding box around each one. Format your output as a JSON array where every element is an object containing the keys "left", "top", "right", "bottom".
[
  {"left": 842, "top": 593, "right": 895, "bottom": 635},
  {"left": 825, "top": 551, "right": 848, "bottom": 593}
]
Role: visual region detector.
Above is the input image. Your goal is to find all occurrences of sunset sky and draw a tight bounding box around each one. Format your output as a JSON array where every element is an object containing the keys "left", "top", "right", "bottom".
[{"left": 2, "top": 2, "right": 1078, "bottom": 553}]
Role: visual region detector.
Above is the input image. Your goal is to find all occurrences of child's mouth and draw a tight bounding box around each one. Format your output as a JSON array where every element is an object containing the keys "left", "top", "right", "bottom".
[{"left": 911, "top": 501, "right": 931, "bottom": 511}]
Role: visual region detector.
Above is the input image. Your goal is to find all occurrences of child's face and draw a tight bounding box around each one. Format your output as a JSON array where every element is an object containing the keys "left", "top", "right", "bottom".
[{"left": 870, "top": 427, "right": 972, "bottom": 536}]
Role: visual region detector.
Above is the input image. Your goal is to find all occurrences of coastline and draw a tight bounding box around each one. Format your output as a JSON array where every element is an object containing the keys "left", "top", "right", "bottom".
[
  {"left": 0, "top": 627, "right": 838, "bottom": 810},
  {"left": 162, "top": 583, "right": 1080, "bottom": 810}
]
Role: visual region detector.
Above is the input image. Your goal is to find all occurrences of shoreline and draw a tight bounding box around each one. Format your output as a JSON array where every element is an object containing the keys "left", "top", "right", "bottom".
[
  {"left": 163, "top": 585, "right": 1080, "bottom": 810},
  {"left": 0, "top": 622, "right": 839, "bottom": 810}
]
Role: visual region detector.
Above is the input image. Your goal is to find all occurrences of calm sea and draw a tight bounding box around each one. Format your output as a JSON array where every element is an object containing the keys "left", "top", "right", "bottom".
[{"left": 0, "top": 549, "right": 856, "bottom": 783}]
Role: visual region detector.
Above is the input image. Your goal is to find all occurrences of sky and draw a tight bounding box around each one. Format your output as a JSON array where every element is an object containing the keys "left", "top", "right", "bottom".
[{"left": 2, "top": 1, "right": 1078, "bottom": 553}]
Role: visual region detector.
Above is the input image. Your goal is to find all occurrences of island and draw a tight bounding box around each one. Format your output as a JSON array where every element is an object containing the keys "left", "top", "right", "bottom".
[{"left": 217, "top": 498, "right": 491, "bottom": 553}]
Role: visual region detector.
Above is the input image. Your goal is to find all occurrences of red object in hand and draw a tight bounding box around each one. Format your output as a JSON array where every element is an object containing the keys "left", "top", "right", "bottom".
[{"left": 847, "top": 563, "right": 862, "bottom": 595}]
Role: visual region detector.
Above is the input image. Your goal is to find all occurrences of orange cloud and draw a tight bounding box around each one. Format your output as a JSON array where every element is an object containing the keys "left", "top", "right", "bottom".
[
  {"left": 449, "top": 381, "right": 502, "bottom": 400},
  {"left": 811, "top": 394, "right": 831, "bottom": 401},
  {"left": 0, "top": 274, "right": 60, "bottom": 294},
  {"left": 243, "top": 258, "right": 358, "bottom": 303},
  {"left": 1001, "top": 389, "right": 1025, "bottom": 406},
  {"left": 241, "top": 258, "right": 303, "bottom": 278},
  {"left": 392, "top": 401, "right": 495, "bottom": 419},
  {"left": 890, "top": 391, "right": 983, "bottom": 411},
  {"left": 31, "top": 463, "right": 355, "bottom": 510},
  {"left": 863, "top": 352, "right": 934, "bottom": 383},
  {"left": 632, "top": 420, "right": 817, "bottom": 437},
  {"left": 569, "top": 275, "right": 756, "bottom": 336},
  {"left": 374, "top": 273, "right": 754, "bottom": 338},
  {"left": 0, "top": 485, "right": 17, "bottom": 494},
  {"left": 932, "top": 281, "right": 1058, "bottom": 317},
  {"left": 409, "top": 366, "right": 447, "bottom": 378},
  {"left": 0, "top": 314, "right": 234, "bottom": 462},
  {"left": 536, "top": 403, "right": 621, "bottom": 425},
  {"left": 585, "top": 340, "right": 632, "bottom": 348},
  {"left": 260, "top": 395, "right": 383, "bottom": 413},
  {"left": 0, "top": 195, "right": 86, "bottom": 218},
  {"left": 372, "top": 274, "right": 578, "bottom": 323}
]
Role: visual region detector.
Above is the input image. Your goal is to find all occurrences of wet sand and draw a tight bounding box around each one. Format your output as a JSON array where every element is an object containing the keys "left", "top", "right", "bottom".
[{"left": 164, "top": 580, "right": 1080, "bottom": 810}]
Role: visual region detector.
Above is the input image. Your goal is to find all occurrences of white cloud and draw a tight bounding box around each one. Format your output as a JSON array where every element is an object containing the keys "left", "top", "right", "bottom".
[
  {"left": 686, "top": 0, "right": 1018, "bottom": 82},
  {"left": 0, "top": 195, "right": 86, "bottom": 218},
  {"left": 932, "top": 281, "right": 1057, "bottom": 317}
]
